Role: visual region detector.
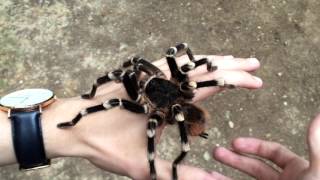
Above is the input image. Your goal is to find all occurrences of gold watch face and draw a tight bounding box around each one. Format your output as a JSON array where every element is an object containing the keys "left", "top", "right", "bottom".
[{"left": 0, "top": 89, "right": 55, "bottom": 111}]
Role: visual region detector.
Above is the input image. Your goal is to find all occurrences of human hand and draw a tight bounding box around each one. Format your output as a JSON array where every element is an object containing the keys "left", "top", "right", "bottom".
[
  {"left": 213, "top": 114, "right": 320, "bottom": 180},
  {"left": 51, "top": 55, "right": 262, "bottom": 180}
]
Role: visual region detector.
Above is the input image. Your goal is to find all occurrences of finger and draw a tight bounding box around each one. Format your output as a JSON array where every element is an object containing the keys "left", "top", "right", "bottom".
[
  {"left": 307, "top": 114, "right": 320, "bottom": 171},
  {"left": 213, "top": 147, "right": 279, "bottom": 180},
  {"left": 191, "top": 70, "right": 263, "bottom": 102},
  {"left": 231, "top": 137, "right": 299, "bottom": 169},
  {"left": 188, "top": 56, "right": 260, "bottom": 76},
  {"left": 210, "top": 171, "right": 233, "bottom": 180},
  {"left": 155, "top": 159, "right": 222, "bottom": 180},
  {"left": 155, "top": 55, "right": 260, "bottom": 75},
  {"left": 95, "top": 55, "right": 260, "bottom": 97}
]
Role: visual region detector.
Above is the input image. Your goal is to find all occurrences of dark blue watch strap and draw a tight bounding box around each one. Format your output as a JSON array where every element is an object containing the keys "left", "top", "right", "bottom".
[{"left": 10, "top": 110, "right": 50, "bottom": 170}]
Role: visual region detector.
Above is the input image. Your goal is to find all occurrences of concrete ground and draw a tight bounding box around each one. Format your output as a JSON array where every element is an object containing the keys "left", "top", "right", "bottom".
[{"left": 0, "top": 0, "right": 319, "bottom": 179}]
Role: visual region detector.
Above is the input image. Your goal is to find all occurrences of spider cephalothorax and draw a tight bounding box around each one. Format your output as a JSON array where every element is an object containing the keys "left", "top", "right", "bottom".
[{"left": 57, "top": 43, "right": 235, "bottom": 180}]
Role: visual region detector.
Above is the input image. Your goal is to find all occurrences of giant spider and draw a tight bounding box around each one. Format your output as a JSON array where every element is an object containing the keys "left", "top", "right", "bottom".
[{"left": 57, "top": 43, "right": 235, "bottom": 180}]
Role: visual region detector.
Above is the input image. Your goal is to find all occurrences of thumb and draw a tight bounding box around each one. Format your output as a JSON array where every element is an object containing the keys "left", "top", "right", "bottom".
[{"left": 307, "top": 113, "right": 320, "bottom": 171}]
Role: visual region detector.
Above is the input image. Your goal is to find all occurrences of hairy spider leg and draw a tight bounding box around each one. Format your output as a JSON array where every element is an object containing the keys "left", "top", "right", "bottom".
[
  {"left": 124, "top": 56, "right": 166, "bottom": 101},
  {"left": 175, "top": 43, "right": 196, "bottom": 62},
  {"left": 123, "top": 56, "right": 164, "bottom": 77},
  {"left": 199, "top": 132, "right": 209, "bottom": 139},
  {"left": 180, "top": 79, "right": 236, "bottom": 92},
  {"left": 166, "top": 46, "right": 188, "bottom": 82},
  {"left": 181, "top": 57, "right": 217, "bottom": 73},
  {"left": 147, "top": 113, "right": 163, "bottom": 180},
  {"left": 81, "top": 69, "right": 125, "bottom": 99},
  {"left": 122, "top": 56, "right": 166, "bottom": 101},
  {"left": 171, "top": 104, "right": 190, "bottom": 180},
  {"left": 57, "top": 98, "right": 148, "bottom": 128},
  {"left": 122, "top": 70, "right": 141, "bottom": 101}
]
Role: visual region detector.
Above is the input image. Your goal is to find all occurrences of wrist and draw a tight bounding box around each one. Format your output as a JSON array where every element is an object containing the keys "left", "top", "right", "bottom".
[
  {"left": 0, "top": 110, "right": 16, "bottom": 165},
  {"left": 41, "top": 98, "right": 95, "bottom": 159}
]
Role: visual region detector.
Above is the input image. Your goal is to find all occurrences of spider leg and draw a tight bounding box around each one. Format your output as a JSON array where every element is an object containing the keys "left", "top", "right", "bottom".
[
  {"left": 147, "top": 112, "right": 164, "bottom": 180},
  {"left": 122, "top": 70, "right": 141, "bottom": 101},
  {"left": 181, "top": 57, "right": 218, "bottom": 73},
  {"left": 180, "top": 78, "right": 236, "bottom": 92},
  {"left": 199, "top": 132, "right": 209, "bottom": 139},
  {"left": 166, "top": 44, "right": 190, "bottom": 82},
  {"left": 171, "top": 104, "right": 190, "bottom": 180},
  {"left": 82, "top": 68, "right": 142, "bottom": 101},
  {"left": 57, "top": 98, "right": 148, "bottom": 128},
  {"left": 171, "top": 43, "right": 197, "bottom": 62},
  {"left": 125, "top": 56, "right": 165, "bottom": 77},
  {"left": 81, "top": 69, "right": 125, "bottom": 99}
]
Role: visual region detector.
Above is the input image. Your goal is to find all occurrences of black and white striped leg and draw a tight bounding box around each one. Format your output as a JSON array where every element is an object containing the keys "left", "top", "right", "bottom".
[
  {"left": 181, "top": 57, "right": 218, "bottom": 73},
  {"left": 167, "top": 43, "right": 196, "bottom": 62},
  {"left": 180, "top": 78, "right": 236, "bottom": 92},
  {"left": 199, "top": 132, "right": 209, "bottom": 139},
  {"left": 136, "top": 58, "right": 165, "bottom": 77},
  {"left": 166, "top": 45, "right": 188, "bottom": 82},
  {"left": 57, "top": 99, "right": 148, "bottom": 128},
  {"left": 171, "top": 104, "right": 190, "bottom": 180},
  {"left": 123, "top": 56, "right": 164, "bottom": 77},
  {"left": 81, "top": 69, "right": 125, "bottom": 99},
  {"left": 147, "top": 113, "right": 163, "bottom": 180},
  {"left": 122, "top": 70, "right": 141, "bottom": 101}
]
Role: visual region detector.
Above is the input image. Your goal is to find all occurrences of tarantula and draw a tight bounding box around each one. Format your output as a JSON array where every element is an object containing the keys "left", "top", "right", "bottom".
[{"left": 57, "top": 43, "right": 235, "bottom": 180}]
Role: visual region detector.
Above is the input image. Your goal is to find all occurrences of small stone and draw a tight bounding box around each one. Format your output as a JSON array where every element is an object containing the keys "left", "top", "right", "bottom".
[
  {"left": 291, "top": 129, "right": 297, "bottom": 135},
  {"left": 225, "top": 110, "right": 231, "bottom": 119},
  {"left": 283, "top": 101, "right": 288, "bottom": 106},
  {"left": 203, "top": 151, "right": 211, "bottom": 161},
  {"left": 228, "top": 121, "right": 235, "bottom": 128},
  {"left": 277, "top": 72, "right": 283, "bottom": 77}
]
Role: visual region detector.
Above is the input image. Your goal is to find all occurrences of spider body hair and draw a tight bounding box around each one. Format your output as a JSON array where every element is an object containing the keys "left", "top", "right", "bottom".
[{"left": 144, "top": 77, "right": 193, "bottom": 108}]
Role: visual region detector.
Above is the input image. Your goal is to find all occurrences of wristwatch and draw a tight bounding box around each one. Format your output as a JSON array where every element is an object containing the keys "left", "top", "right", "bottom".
[{"left": 0, "top": 89, "right": 56, "bottom": 170}]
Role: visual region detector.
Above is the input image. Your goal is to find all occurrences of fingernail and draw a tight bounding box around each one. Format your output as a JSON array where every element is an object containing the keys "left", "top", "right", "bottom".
[
  {"left": 213, "top": 147, "right": 227, "bottom": 158},
  {"left": 248, "top": 58, "right": 260, "bottom": 66},
  {"left": 253, "top": 76, "right": 263, "bottom": 86},
  {"left": 234, "top": 138, "right": 249, "bottom": 149}
]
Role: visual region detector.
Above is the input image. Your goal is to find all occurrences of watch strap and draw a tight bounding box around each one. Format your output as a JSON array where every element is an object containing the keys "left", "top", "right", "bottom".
[{"left": 10, "top": 110, "right": 50, "bottom": 170}]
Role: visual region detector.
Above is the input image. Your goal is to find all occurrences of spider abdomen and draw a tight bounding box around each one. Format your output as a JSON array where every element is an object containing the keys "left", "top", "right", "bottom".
[{"left": 145, "top": 78, "right": 181, "bottom": 108}]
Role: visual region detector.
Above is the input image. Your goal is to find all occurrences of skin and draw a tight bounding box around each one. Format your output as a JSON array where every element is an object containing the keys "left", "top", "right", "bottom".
[
  {"left": 211, "top": 114, "right": 320, "bottom": 180},
  {"left": 0, "top": 55, "right": 263, "bottom": 179}
]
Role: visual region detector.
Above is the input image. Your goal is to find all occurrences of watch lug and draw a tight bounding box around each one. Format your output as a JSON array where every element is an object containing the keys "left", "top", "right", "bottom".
[{"left": 7, "top": 109, "right": 11, "bottom": 118}]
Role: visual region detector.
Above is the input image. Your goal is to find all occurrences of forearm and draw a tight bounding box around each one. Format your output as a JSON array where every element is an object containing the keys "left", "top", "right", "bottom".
[{"left": 0, "top": 111, "right": 16, "bottom": 165}]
